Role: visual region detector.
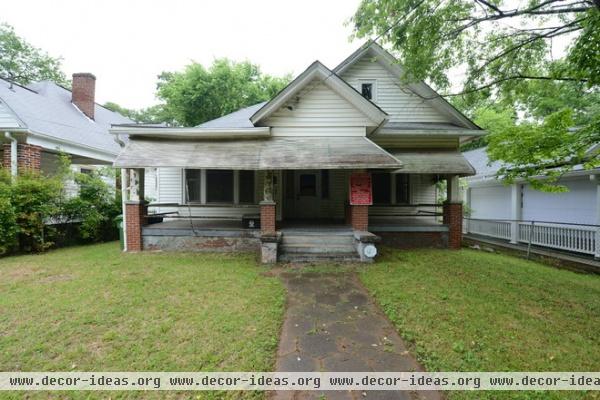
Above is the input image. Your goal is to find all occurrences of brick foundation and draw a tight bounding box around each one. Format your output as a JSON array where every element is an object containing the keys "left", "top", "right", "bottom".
[
  {"left": 349, "top": 205, "right": 369, "bottom": 231},
  {"left": 443, "top": 202, "right": 463, "bottom": 249},
  {"left": 260, "top": 201, "right": 276, "bottom": 235},
  {"left": 2, "top": 144, "right": 42, "bottom": 172},
  {"left": 125, "top": 201, "right": 147, "bottom": 252}
]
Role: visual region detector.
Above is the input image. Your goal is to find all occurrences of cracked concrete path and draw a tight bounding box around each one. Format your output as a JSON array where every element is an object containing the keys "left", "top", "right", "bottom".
[{"left": 269, "top": 272, "right": 441, "bottom": 400}]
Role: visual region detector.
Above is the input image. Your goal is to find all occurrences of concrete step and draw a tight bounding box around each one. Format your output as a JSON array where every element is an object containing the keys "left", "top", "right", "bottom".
[
  {"left": 281, "top": 235, "right": 354, "bottom": 246},
  {"left": 280, "top": 243, "right": 356, "bottom": 254},
  {"left": 279, "top": 252, "right": 361, "bottom": 263}
]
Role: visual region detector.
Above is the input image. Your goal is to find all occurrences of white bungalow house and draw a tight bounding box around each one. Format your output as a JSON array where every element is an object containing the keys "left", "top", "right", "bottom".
[
  {"left": 112, "top": 42, "right": 484, "bottom": 262},
  {"left": 463, "top": 147, "right": 599, "bottom": 258},
  {"left": 0, "top": 73, "right": 131, "bottom": 190}
]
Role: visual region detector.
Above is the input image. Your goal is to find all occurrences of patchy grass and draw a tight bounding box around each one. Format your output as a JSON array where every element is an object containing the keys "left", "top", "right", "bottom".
[
  {"left": 360, "top": 248, "right": 600, "bottom": 399},
  {"left": 0, "top": 242, "right": 285, "bottom": 399}
]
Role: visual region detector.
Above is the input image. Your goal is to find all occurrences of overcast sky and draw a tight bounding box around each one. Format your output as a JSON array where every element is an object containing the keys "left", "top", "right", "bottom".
[{"left": 3, "top": 0, "right": 364, "bottom": 109}]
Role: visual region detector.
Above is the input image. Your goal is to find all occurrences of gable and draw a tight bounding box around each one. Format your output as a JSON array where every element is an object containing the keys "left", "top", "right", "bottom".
[
  {"left": 263, "top": 79, "right": 378, "bottom": 129},
  {"left": 340, "top": 56, "right": 452, "bottom": 124},
  {"left": 0, "top": 99, "right": 24, "bottom": 128}
]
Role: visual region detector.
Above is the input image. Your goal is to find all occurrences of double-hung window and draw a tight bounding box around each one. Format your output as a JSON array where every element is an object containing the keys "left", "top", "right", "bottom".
[
  {"left": 372, "top": 172, "right": 410, "bottom": 205},
  {"left": 184, "top": 169, "right": 255, "bottom": 204}
]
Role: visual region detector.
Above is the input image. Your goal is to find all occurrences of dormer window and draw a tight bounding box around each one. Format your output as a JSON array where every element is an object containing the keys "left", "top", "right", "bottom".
[{"left": 359, "top": 80, "right": 377, "bottom": 101}]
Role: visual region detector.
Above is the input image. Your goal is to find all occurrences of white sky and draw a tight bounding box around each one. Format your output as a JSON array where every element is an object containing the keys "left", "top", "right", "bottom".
[{"left": 2, "top": 0, "right": 363, "bottom": 109}]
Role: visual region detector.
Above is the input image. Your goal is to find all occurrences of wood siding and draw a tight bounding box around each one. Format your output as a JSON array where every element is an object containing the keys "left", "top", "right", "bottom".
[
  {"left": 340, "top": 58, "right": 452, "bottom": 124},
  {"left": 263, "top": 80, "right": 376, "bottom": 129}
]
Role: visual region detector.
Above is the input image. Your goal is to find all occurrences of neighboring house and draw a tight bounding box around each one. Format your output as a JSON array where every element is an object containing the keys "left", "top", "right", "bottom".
[
  {"left": 0, "top": 73, "right": 132, "bottom": 193},
  {"left": 463, "top": 146, "right": 599, "bottom": 257},
  {"left": 112, "top": 42, "right": 483, "bottom": 262}
]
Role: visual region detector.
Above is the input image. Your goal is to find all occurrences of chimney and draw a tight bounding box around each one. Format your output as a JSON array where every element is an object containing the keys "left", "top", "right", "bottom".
[{"left": 72, "top": 72, "right": 96, "bottom": 120}]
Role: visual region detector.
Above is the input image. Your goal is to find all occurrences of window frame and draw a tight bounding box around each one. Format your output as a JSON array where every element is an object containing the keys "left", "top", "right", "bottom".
[
  {"left": 358, "top": 79, "right": 377, "bottom": 102},
  {"left": 183, "top": 169, "right": 256, "bottom": 205},
  {"left": 371, "top": 172, "right": 411, "bottom": 205}
]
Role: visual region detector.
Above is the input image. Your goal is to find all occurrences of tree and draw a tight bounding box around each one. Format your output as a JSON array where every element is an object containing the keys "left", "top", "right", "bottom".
[
  {"left": 0, "top": 23, "right": 66, "bottom": 85},
  {"left": 103, "top": 102, "right": 171, "bottom": 125},
  {"left": 351, "top": 1, "right": 600, "bottom": 189},
  {"left": 156, "top": 59, "right": 290, "bottom": 126}
]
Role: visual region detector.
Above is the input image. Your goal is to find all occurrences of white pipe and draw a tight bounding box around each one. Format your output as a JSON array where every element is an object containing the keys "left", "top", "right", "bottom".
[{"left": 4, "top": 132, "right": 17, "bottom": 178}]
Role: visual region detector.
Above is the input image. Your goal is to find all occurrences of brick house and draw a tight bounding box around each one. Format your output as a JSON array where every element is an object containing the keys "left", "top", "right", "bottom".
[
  {"left": 112, "top": 42, "right": 484, "bottom": 262},
  {"left": 0, "top": 72, "right": 131, "bottom": 185}
]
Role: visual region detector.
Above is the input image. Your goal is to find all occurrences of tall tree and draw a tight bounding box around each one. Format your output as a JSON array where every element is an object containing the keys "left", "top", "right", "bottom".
[
  {"left": 0, "top": 23, "right": 66, "bottom": 85},
  {"left": 156, "top": 59, "right": 290, "bottom": 126},
  {"left": 351, "top": 1, "right": 600, "bottom": 189},
  {"left": 103, "top": 102, "right": 171, "bottom": 125}
]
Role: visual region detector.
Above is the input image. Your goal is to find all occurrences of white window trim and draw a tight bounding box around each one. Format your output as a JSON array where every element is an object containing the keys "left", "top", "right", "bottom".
[
  {"left": 183, "top": 169, "right": 256, "bottom": 205},
  {"left": 358, "top": 79, "right": 377, "bottom": 102}
]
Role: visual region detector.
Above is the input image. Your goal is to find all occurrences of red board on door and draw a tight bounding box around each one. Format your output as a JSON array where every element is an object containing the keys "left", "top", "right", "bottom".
[{"left": 349, "top": 172, "right": 372, "bottom": 205}]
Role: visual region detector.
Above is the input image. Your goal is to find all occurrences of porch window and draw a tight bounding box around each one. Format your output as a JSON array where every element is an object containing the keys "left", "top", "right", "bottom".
[
  {"left": 372, "top": 172, "right": 391, "bottom": 204},
  {"left": 206, "top": 170, "right": 234, "bottom": 203},
  {"left": 185, "top": 169, "right": 202, "bottom": 202},
  {"left": 321, "top": 170, "right": 330, "bottom": 199},
  {"left": 238, "top": 170, "right": 255, "bottom": 204},
  {"left": 299, "top": 174, "right": 317, "bottom": 196},
  {"left": 395, "top": 174, "right": 410, "bottom": 203}
]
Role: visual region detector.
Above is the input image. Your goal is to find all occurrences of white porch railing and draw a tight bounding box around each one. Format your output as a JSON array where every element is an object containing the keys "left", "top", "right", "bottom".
[
  {"left": 464, "top": 218, "right": 599, "bottom": 257},
  {"left": 467, "top": 219, "right": 512, "bottom": 240},
  {"left": 517, "top": 222, "right": 596, "bottom": 256}
]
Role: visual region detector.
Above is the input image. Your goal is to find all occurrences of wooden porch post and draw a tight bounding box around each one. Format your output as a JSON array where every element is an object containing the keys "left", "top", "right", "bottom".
[{"left": 124, "top": 168, "right": 147, "bottom": 252}]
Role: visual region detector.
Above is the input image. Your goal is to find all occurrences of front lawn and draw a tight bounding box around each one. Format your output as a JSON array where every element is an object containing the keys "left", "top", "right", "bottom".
[
  {"left": 361, "top": 248, "right": 600, "bottom": 399},
  {"left": 0, "top": 242, "right": 285, "bottom": 399}
]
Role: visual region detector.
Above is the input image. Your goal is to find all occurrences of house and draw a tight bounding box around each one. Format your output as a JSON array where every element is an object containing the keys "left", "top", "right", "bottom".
[
  {"left": 0, "top": 73, "right": 132, "bottom": 188},
  {"left": 463, "top": 146, "right": 599, "bottom": 258},
  {"left": 112, "top": 42, "right": 484, "bottom": 262}
]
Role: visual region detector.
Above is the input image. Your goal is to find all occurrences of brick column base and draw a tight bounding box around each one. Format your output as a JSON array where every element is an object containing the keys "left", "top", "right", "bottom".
[
  {"left": 2, "top": 143, "right": 42, "bottom": 172},
  {"left": 260, "top": 201, "right": 276, "bottom": 235},
  {"left": 350, "top": 204, "right": 369, "bottom": 232},
  {"left": 125, "top": 201, "right": 147, "bottom": 252},
  {"left": 443, "top": 202, "right": 463, "bottom": 250}
]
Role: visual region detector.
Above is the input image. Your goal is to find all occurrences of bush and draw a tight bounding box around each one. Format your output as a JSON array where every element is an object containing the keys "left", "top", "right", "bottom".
[{"left": 0, "top": 159, "right": 122, "bottom": 255}]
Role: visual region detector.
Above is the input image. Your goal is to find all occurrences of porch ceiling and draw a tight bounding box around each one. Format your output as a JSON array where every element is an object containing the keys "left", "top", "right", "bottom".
[
  {"left": 389, "top": 150, "right": 476, "bottom": 176},
  {"left": 113, "top": 136, "right": 402, "bottom": 170}
]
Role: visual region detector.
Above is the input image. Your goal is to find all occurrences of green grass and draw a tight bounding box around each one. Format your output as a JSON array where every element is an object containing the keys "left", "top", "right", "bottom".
[
  {"left": 0, "top": 242, "right": 285, "bottom": 399},
  {"left": 360, "top": 248, "right": 600, "bottom": 399}
]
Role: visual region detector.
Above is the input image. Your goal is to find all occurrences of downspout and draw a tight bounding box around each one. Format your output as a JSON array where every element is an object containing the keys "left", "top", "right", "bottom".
[{"left": 4, "top": 132, "right": 17, "bottom": 178}]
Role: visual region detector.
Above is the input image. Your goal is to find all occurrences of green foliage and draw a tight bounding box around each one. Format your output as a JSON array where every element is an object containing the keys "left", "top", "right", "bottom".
[
  {"left": 0, "top": 157, "right": 121, "bottom": 255},
  {"left": 0, "top": 22, "right": 67, "bottom": 85},
  {"left": 103, "top": 102, "right": 171, "bottom": 125},
  {"left": 461, "top": 107, "right": 516, "bottom": 151},
  {"left": 156, "top": 58, "right": 290, "bottom": 126},
  {"left": 7, "top": 170, "right": 63, "bottom": 252},
  {"left": 568, "top": 9, "right": 600, "bottom": 86}
]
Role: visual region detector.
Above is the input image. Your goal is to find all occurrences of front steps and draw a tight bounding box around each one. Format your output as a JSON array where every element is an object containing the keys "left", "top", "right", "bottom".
[{"left": 278, "top": 229, "right": 360, "bottom": 263}]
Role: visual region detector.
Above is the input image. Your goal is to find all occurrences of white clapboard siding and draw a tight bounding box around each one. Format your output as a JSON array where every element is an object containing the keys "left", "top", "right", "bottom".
[
  {"left": 340, "top": 58, "right": 451, "bottom": 124},
  {"left": 373, "top": 136, "right": 459, "bottom": 149},
  {"left": 271, "top": 127, "right": 366, "bottom": 137},
  {"left": 470, "top": 185, "right": 512, "bottom": 219},
  {"left": 263, "top": 80, "right": 376, "bottom": 128},
  {"left": 144, "top": 168, "right": 158, "bottom": 202},
  {"left": 0, "top": 101, "right": 21, "bottom": 128}
]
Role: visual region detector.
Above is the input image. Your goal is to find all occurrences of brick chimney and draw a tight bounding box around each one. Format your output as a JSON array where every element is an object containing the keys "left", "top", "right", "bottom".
[{"left": 72, "top": 72, "right": 96, "bottom": 120}]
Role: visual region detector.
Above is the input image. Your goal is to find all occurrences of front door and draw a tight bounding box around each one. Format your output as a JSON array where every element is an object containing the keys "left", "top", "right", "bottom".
[{"left": 293, "top": 170, "right": 320, "bottom": 219}]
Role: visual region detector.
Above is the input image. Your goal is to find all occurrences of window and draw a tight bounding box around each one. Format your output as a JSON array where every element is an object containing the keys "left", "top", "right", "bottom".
[
  {"left": 238, "top": 171, "right": 255, "bottom": 204},
  {"left": 361, "top": 83, "right": 373, "bottom": 100},
  {"left": 321, "top": 170, "right": 330, "bottom": 199},
  {"left": 372, "top": 172, "right": 391, "bottom": 204},
  {"left": 206, "top": 170, "right": 233, "bottom": 203},
  {"left": 395, "top": 174, "right": 410, "bottom": 203},
  {"left": 80, "top": 168, "right": 93, "bottom": 175},
  {"left": 299, "top": 174, "right": 317, "bottom": 196},
  {"left": 185, "top": 169, "right": 201, "bottom": 202}
]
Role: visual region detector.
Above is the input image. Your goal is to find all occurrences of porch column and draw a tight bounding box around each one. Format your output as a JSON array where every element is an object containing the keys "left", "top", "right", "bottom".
[
  {"left": 260, "top": 170, "right": 276, "bottom": 235},
  {"left": 509, "top": 183, "right": 522, "bottom": 244},
  {"left": 348, "top": 171, "right": 370, "bottom": 232},
  {"left": 595, "top": 175, "right": 600, "bottom": 259},
  {"left": 443, "top": 175, "right": 462, "bottom": 249},
  {"left": 124, "top": 168, "right": 147, "bottom": 252}
]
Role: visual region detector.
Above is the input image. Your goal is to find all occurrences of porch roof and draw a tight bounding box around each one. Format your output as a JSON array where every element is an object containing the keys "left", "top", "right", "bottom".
[
  {"left": 113, "top": 136, "right": 403, "bottom": 170},
  {"left": 389, "top": 150, "right": 475, "bottom": 176}
]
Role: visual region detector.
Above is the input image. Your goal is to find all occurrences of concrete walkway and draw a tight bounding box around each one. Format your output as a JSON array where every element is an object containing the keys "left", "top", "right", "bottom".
[{"left": 270, "top": 272, "right": 441, "bottom": 400}]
